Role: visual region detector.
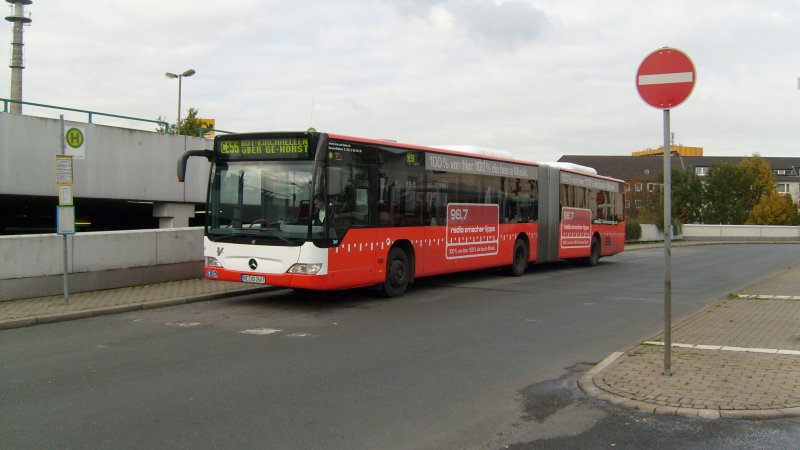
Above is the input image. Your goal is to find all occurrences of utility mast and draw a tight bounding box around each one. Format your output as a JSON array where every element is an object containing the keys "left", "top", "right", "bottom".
[{"left": 5, "top": 0, "right": 32, "bottom": 114}]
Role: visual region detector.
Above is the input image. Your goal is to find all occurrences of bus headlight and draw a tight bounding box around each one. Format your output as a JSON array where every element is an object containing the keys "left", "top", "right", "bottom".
[
  {"left": 205, "top": 256, "right": 223, "bottom": 267},
  {"left": 287, "top": 263, "right": 322, "bottom": 274}
]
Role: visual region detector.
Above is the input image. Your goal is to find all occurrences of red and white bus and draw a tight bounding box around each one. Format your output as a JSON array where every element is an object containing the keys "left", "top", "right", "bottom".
[{"left": 178, "top": 132, "right": 625, "bottom": 297}]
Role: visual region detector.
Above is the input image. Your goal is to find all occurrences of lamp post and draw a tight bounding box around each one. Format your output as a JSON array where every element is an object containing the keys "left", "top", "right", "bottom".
[{"left": 165, "top": 68, "right": 196, "bottom": 125}]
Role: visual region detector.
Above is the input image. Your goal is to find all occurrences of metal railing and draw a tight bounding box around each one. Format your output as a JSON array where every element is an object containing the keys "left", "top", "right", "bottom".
[
  {"left": 2, "top": 97, "right": 169, "bottom": 129},
  {"left": 1, "top": 97, "right": 235, "bottom": 136},
  {"left": 197, "top": 127, "right": 235, "bottom": 137}
]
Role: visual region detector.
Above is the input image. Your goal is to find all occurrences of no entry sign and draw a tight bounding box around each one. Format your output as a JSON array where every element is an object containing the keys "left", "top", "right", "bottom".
[
  {"left": 635, "top": 47, "right": 698, "bottom": 376},
  {"left": 636, "top": 47, "right": 696, "bottom": 109}
]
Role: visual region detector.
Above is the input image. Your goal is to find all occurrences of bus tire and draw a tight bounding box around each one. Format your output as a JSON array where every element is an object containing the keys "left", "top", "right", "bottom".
[
  {"left": 510, "top": 238, "right": 529, "bottom": 277},
  {"left": 582, "top": 236, "right": 601, "bottom": 267},
  {"left": 382, "top": 247, "right": 410, "bottom": 297}
]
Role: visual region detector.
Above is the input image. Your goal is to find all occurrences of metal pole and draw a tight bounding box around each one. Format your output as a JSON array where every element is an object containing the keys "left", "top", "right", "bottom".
[
  {"left": 663, "top": 109, "right": 672, "bottom": 376},
  {"left": 177, "top": 75, "right": 183, "bottom": 125},
  {"left": 60, "top": 115, "right": 70, "bottom": 305}
]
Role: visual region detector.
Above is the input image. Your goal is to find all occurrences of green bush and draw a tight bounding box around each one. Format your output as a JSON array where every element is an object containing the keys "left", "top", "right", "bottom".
[{"left": 625, "top": 220, "right": 642, "bottom": 242}]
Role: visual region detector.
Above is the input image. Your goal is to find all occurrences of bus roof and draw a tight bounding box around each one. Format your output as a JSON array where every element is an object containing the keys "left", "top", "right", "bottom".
[{"left": 327, "top": 133, "right": 625, "bottom": 184}]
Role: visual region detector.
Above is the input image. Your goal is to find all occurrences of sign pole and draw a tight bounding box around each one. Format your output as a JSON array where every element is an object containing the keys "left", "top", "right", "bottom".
[
  {"left": 663, "top": 109, "right": 672, "bottom": 376},
  {"left": 636, "top": 46, "right": 695, "bottom": 377},
  {"left": 60, "top": 115, "right": 70, "bottom": 305}
]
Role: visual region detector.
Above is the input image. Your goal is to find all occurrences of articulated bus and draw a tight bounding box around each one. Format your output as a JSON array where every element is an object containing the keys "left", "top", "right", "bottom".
[{"left": 178, "top": 132, "right": 625, "bottom": 297}]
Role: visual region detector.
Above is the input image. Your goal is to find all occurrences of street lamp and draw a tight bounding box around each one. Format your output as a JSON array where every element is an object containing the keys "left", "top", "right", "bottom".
[{"left": 165, "top": 68, "right": 196, "bottom": 125}]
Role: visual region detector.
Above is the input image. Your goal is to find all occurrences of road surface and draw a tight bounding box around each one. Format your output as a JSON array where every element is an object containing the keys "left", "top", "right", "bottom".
[{"left": 2, "top": 244, "right": 799, "bottom": 449}]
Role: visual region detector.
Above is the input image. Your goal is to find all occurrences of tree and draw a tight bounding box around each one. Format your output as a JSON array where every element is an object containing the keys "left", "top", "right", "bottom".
[
  {"left": 643, "top": 167, "right": 704, "bottom": 227},
  {"left": 669, "top": 167, "right": 704, "bottom": 223},
  {"left": 156, "top": 107, "right": 207, "bottom": 136},
  {"left": 739, "top": 154, "right": 775, "bottom": 209},
  {"left": 702, "top": 162, "right": 754, "bottom": 224},
  {"left": 701, "top": 155, "right": 776, "bottom": 225},
  {"left": 746, "top": 192, "right": 800, "bottom": 225}
]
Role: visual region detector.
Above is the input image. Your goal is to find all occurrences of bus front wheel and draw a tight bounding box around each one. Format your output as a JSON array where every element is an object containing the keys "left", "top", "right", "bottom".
[{"left": 382, "top": 247, "right": 410, "bottom": 297}]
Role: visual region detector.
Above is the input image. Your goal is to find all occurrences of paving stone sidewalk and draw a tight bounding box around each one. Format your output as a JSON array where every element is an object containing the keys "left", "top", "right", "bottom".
[
  {"left": 0, "top": 279, "right": 273, "bottom": 330},
  {"left": 579, "top": 265, "right": 800, "bottom": 419}
]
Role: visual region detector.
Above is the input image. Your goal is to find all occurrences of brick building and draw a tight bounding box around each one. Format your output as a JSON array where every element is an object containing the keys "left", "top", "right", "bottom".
[{"left": 558, "top": 152, "right": 800, "bottom": 219}]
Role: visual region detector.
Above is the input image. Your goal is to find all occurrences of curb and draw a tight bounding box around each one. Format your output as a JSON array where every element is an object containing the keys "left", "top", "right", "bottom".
[
  {"left": 578, "top": 357, "right": 724, "bottom": 419},
  {"left": 579, "top": 350, "right": 800, "bottom": 420},
  {"left": 0, "top": 286, "right": 277, "bottom": 330}
]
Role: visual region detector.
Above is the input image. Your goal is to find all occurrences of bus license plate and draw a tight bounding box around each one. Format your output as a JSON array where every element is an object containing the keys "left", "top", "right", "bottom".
[{"left": 241, "top": 275, "right": 266, "bottom": 284}]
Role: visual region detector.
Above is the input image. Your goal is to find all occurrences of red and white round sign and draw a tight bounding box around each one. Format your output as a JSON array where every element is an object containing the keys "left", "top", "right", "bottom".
[{"left": 636, "top": 47, "right": 696, "bottom": 109}]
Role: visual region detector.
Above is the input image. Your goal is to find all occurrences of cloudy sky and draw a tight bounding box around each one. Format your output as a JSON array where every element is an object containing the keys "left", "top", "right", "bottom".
[{"left": 3, "top": 0, "right": 798, "bottom": 161}]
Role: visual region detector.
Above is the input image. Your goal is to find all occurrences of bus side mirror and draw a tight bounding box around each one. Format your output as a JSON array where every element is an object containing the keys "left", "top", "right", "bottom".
[
  {"left": 327, "top": 167, "right": 344, "bottom": 196},
  {"left": 177, "top": 150, "right": 214, "bottom": 182}
]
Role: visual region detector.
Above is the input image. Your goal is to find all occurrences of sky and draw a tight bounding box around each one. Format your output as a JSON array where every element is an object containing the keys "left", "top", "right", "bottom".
[{"left": 3, "top": 0, "right": 798, "bottom": 162}]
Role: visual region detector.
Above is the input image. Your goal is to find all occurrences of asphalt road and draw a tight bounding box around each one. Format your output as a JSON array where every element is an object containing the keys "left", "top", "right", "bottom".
[{"left": 2, "top": 244, "right": 799, "bottom": 449}]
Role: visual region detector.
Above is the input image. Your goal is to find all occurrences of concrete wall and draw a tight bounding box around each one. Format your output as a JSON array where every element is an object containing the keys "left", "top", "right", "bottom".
[
  {"left": 683, "top": 224, "right": 800, "bottom": 241},
  {"left": 629, "top": 224, "right": 799, "bottom": 242},
  {"left": 4, "top": 223, "right": 797, "bottom": 301},
  {"left": 0, "top": 113, "right": 210, "bottom": 203},
  {"left": 1, "top": 227, "right": 203, "bottom": 301},
  {"left": 636, "top": 224, "right": 683, "bottom": 242}
]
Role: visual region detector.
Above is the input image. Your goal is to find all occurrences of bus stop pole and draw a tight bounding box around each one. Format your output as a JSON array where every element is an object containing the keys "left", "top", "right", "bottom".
[
  {"left": 60, "top": 115, "right": 70, "bottom": 305},
  {"left": 663, "top": 109, "right": 672, "bottom": 376}
]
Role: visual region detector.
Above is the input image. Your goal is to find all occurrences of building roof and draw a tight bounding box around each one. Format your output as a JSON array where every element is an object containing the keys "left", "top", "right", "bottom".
[
  {"left": 632, "top": 145, "right": 703, "bottom": 157},
  {"left": 557, "top": 155, "right": 662, "bottom": 180},
  {"left": 558, "top": 155, "right": 800, "bottom": 182}
]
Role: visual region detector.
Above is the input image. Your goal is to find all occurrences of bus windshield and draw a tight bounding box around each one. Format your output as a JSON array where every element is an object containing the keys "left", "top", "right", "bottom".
[{"left": 207, "top": 160, "right": 319, "bottom": 245}]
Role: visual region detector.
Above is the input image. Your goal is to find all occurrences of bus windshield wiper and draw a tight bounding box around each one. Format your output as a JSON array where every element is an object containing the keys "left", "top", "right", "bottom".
[
  {"left": 258, "top": 229, "right": 292, "bottom": 245},
  {"left": 209, "top": 230, "right": 300, "bottom": 245},
  {"left": 206, "top": 233, "right": 241, "bottom": 242}
]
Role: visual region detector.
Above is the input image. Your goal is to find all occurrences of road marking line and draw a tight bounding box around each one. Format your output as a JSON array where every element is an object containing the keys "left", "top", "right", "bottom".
[
  {"left": 671, "top": 342, "right": 694, "bottom": 348},
  {"left": 735, "top": 294, "right": 800, "bottom": 300},
  {"left": 778, "top": 349, "right": 800, "bottom": 355},
  {"left": 241, "top": 328, "right": 282, "bottom": 336},
  {"left": 643, "top": 341, "right": 799, "bottom": 355},
  {"left": 695, "top": 344, "right": 722, "bottom": 350},
  {"left": 166, "top": 322, "right": 201, "bottom": 327}
]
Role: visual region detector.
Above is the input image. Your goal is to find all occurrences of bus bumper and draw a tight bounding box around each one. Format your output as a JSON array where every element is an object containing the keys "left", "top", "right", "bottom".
[{"left": 204, "top": 266, "right": 330, "bottom": 290}]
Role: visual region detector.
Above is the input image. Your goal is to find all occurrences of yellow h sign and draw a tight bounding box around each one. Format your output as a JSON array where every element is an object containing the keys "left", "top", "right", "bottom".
[
  {"left": 64, "top": 126, "right": 86, "bottom": 159},
  {"left": 66, "top": 128, "right": 84, "bottom": 148}
]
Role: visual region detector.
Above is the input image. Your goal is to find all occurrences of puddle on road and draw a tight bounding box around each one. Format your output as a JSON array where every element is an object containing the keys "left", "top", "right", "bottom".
[
  {"left": 518, "top": 363, "right": 592, "bottom": 423},
  {"left": 502, "top": 364, "right": 800, "bottom": 450}
]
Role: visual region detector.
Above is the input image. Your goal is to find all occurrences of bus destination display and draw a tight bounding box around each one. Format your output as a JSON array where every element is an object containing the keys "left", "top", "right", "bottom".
[{"left": 219, "top": 137, "right": 310, "bottom": 160}]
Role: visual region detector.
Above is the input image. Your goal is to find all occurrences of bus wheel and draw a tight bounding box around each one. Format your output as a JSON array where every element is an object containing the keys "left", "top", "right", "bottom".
[
  {"left": 382, "top": 247, "right": 410, "bottom": 297},
  {"left": 583, "top": 236, "right": 601, "bottom": 267},
  {"left": 510, "top": 238, "right": 529, "bottom": 277}
]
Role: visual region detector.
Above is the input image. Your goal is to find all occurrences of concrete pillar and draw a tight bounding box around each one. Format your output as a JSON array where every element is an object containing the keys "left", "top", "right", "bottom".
[{"left": 153, "top": 202, "right": 195, "bottom": 228}]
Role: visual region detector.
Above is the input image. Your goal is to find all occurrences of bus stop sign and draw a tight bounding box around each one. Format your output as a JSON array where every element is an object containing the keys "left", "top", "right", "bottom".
[{"left": 636, "top": 47, "right": 696, "bottom": 109}]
